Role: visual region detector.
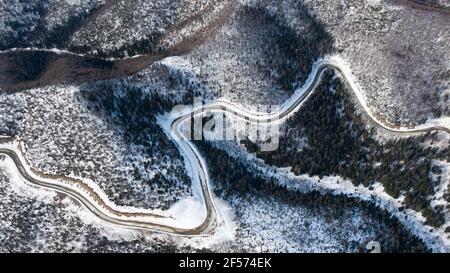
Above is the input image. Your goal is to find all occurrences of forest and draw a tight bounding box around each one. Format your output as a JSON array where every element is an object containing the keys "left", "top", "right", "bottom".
[{"left": 247, "top": 72, "right": 450, "bottom": 228}]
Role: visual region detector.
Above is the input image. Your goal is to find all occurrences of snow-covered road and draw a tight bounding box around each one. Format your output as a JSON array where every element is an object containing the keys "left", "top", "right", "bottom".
[{"left": 0, "top": 55, "right": 449, "bottom": 244}]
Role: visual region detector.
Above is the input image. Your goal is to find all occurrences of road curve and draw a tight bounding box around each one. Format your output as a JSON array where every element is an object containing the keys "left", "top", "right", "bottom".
[{"left": 0, "top": 56, "right": 449, "bottom": 237}]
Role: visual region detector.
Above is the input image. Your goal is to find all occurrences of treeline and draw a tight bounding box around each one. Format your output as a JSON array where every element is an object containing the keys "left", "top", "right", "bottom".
[{"left": 249, "top": 72, "right": 449, "bottom": 227}]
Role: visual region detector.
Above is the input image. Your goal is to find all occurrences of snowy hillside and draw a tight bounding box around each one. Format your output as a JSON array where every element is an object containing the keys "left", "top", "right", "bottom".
[{"left": 0, "top": 0, "right": 449, "bottom": 253}]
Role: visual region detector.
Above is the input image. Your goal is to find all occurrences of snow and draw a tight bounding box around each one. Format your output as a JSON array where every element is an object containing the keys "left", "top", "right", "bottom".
[{"left": 164, "top": 197, "right": 205, "bottom": 229}]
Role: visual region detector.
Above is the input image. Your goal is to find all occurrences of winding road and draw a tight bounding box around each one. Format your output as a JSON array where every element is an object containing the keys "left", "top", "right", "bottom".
[{"left": 0, "top": 56, "right": 449, "bottom": 237}]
